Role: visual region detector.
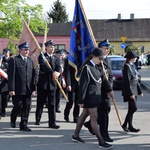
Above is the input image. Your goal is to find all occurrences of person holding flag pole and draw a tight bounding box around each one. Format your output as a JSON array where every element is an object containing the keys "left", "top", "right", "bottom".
[
  {"left": 69, "top": 0, "right": 121, "bottom": 148},
  {"left": 16, "top": 6, "right": 68, "bottom": 126},
  {"left": 72, "top": 48, "right": 114, "bottom": 149},
  {"left": 35, "top": 40, "right": 62, "bottom": 129}
]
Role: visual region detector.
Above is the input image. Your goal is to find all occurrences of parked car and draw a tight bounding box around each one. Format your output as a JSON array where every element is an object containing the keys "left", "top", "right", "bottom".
[
  {"left": 110, "top": 57, "right": 141, "bottom": 89},
  {"left": 110, "top": 57, "right": 125, "bottom": 89}
]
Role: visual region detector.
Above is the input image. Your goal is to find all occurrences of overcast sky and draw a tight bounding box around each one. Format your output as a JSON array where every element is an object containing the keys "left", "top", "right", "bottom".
[{"left": 26, "top": 0, "right": 150, "bottom": 20}]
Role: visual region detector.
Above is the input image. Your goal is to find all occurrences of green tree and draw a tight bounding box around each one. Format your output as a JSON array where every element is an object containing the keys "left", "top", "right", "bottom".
[
  {"left": 47, "top": 0, "right": 69, "bottom": 23},
  {"left": 0, "top": 0, "right": 46, "bottom": 41}
]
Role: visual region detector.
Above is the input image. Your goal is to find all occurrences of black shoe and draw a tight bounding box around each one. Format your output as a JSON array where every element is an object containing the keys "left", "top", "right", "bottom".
[
  {"left": 35, "top": 121, "right": 40, "bottom": 125},
  {"left": 122, "top": 124, "right": 130, "bottom": 132},
  {"left": 73, "top": 118, "right": 78, "bottom": 123},
  {"left": 17, "top": 113, "right": 21, "bottom": 117},
  {"left": 64, "top": 116, "right": 69, "bottom": 122},
  {"left": 10, "top": 122, "right": 16, "bottom": 128},
  {"left": 2, "top": 113, "right": 6, "bottom": 117},
  {"left": 128, "top": 127, "right": 140, "bottom": 132},
  {"left": 103, "top": 136, "right": 113, "bottom": 142},
  {"left": 49, "top": 124, "right": 60, "bottom": 129},
  {"left": 72, "top": 135, "right": 85, "bottom": 143},
  {"left": 99, "top": 142, "right": 113, "bottom": 149},
  {"left": 20, "top": 126, "right": 31, "bottom": 132},
  {"left": 56, "top": 110, "right": 61, "bottom": 113},
  {"left": 84, "top": 122, "right": 95, "bottom": 135}
]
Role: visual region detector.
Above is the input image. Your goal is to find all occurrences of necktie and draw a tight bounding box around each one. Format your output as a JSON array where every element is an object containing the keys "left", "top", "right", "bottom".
[{"left": 24, "top": 57, "right": 27, "bottom": 65}]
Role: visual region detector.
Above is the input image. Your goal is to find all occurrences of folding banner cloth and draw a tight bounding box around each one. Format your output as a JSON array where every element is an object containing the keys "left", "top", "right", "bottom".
[
  {"left": 68, "top": 0, "right": 96, "bottom": 79},
  {"left": 0, "top": 68, "right": 8, "bottom": 80}
]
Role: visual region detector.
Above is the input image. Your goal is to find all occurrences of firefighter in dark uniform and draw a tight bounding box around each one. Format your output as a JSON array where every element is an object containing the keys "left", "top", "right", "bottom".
[
  {"left": 72, "top": 48, "right": 114, "bottom": 149},
  {"left": 84, "top": 39, "right": 113, "bottom": 142},
  {"left": 63, "top": 59, "right": 80, "bottom": 123},
  {"left": 54, "top": 49, "right": 66, "bottom": 113},
  {"left": 35, "top": 40, "right": 61, "bottom": 129},
  {"left": 8, "top": 42, "right": 36, "bottom": 132},
  {"left": 2, "top": 48, "right": 10, "bottom": 63},
  {"left": 122, "top": 50, "right": 143, "bottom": 132}
]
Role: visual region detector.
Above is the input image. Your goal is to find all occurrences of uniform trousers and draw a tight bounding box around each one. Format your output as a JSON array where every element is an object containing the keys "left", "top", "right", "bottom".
[
  {"left": 36, "top": 87, "right": 56, "bottom": 126},
  {"left": 11, "top": 95, "right": 31, "bottom": 127},
  {"left": 1, "top": 91, "right": 10, "bottom": 115},
  {"left": 64, "top": 89, "right": 79, "bottom": 120},
  {"left": 98, "top": 98, "right": 111, "bottom": 138},
  {"left": 55, "top": 86, "right": 61, "bottom": 111}
]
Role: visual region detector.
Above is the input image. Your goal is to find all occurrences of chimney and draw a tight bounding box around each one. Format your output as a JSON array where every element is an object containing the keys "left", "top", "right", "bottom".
[
  {"left": 117, "top": 13, "right": 121, "bottom": 20},
  {"left": 130, "top": 13, "right": 134, "bottom": 20}
]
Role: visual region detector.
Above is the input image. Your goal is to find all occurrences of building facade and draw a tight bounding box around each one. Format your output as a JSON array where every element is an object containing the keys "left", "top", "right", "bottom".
[{"left": 1, "top": 17, "right": 150, "bottom": 55}]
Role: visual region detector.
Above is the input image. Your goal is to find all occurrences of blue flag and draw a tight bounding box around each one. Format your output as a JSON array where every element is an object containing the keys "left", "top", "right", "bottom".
[{"left": 68, "top": 0, "right": 95, "bottom": 78}]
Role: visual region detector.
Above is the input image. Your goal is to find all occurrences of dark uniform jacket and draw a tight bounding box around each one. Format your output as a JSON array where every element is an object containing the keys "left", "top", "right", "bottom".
[
  {"left": 64, "top": 59, "right": 78, "bottom": 91},
  {"left": 122, "top": 61, "right": 142, "bottom": 102},
  {"left": 100, "top": 57, "right": 113, "bottom": 100},
  {"left": 2, "top": 56, "right": 10, "bottom": 63},
  {"left": 0, "top": 62, "right": 8, "bottom": 93},
  {"left": 37, "top": 53, "right": 61, "bottom": 91},
  {"left": 8, "top": 55, "right": 35, "bottom": 95},
  {"left": 78, "top": 61, "right": 112, "bottom": 106}
]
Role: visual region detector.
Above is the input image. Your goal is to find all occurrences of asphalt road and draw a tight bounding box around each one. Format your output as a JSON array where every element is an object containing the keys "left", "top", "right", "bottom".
[{"left": 0, "top": 89, "right": 150, "bottom": 150}]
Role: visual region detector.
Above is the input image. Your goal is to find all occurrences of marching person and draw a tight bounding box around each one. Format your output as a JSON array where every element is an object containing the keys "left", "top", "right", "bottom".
[
  {"left": 0, "top": 54, "right": 10, "bottom": 117},
  {"left": 8, "top": 42, "right": 36, "bottom": 132},
  {"left": 63, "top": 59, "right": 80, "bottom": 123},
  {"left": 84, "top": 39, "right": 113, "bottom": 142},
  {"left": 72, "top": 48, "right": 114, "bottom": 149},
  {"left": 35, "top": 40, "right": 61, "bottom": 129},
  {"left": 2, "top": 48, "right": 11, "bottom": 63},
  {"left": 122, "top": 50, "right": 143, "bottom": 132},
  {"left": 54, "top": 49, "right": 66, "bottom": 113}
]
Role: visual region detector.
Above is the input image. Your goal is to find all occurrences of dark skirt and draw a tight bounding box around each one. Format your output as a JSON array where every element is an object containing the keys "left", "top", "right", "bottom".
[{"left": 84, "top": 103, "right": 100, "bottom": 108}]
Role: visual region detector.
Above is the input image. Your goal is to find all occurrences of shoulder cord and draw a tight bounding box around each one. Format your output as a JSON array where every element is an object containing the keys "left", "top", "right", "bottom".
[
  {"left": 125, "top": 63, "right": 138, "bottom": 79},
  {"left": 85, "top": 65, "right": 102, "bottom": 84}
]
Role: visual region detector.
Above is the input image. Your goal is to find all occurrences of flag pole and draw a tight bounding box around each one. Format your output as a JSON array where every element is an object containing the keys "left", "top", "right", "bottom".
[
  {"left": 42, "top": 22, "right": 47, "bottom": 53},
  {"left": 42, "top": 14, "right": 48, "bottom": 53},
  {"left": 78, "top": 0, "right": 122, "bottom": 126},
  {"left": 102, "top": 63, "right": 122, "bottom": 126},
  {"left": 78, "top": 0, "right": 97, "bottom": 47}
]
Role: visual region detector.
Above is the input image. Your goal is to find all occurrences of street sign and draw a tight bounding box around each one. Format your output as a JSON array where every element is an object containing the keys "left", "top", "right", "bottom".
[
  {"left": 121, "top": 43, "right": 126, "bottom": 49},
  {"left": 121, "top": 37, "right": 127, "bottom": 42}
]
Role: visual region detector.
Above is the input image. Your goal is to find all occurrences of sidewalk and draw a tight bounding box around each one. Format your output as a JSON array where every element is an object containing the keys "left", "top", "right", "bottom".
[{"left": 139, "top": 65, "right": 150, "bottom": 93}]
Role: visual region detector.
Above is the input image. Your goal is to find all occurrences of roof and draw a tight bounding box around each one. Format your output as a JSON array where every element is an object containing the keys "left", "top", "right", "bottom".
[
  {"left": 90, "top": 19, "right": 150, "bottom": 41},
  {"left": 35, "top": 18, "right": 150, "bottom": 41}
]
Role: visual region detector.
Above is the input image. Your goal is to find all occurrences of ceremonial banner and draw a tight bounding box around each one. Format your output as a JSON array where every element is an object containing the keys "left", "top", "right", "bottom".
[{"left": 69, "top": 0, "right": 96, "bottom": 78}]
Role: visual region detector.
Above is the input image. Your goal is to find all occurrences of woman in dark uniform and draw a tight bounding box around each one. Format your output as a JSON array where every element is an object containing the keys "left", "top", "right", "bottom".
[
  {"left": 122, "top": 50, "right": 143, "bottom": 132},
  {"left": 72, "top": 48, "right": 114, "bottom": 149}
]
